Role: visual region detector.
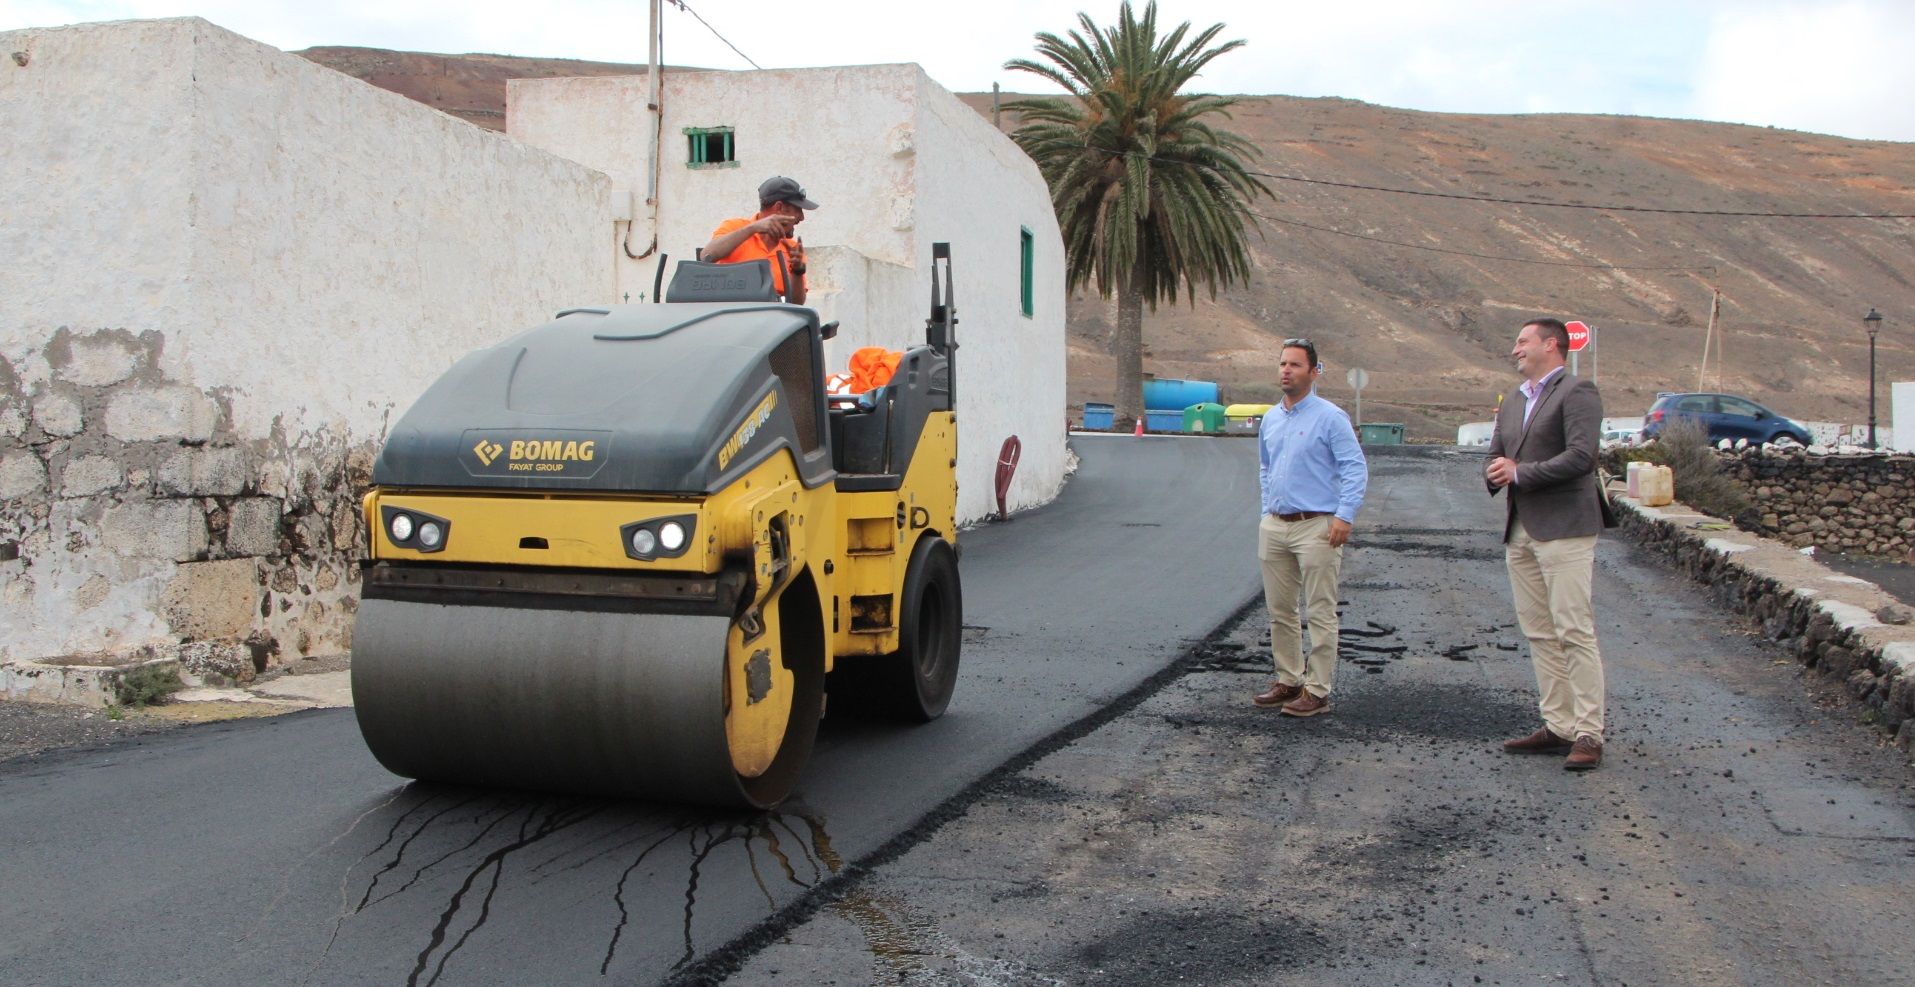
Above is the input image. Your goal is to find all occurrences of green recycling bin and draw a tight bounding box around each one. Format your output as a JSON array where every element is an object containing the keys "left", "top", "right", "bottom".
[
  {"left": 1358, "top": 422, "right": 1405, "bottom": 445},
  {"left": 1182, "top": 402, "right": 1227, "bottom": 433}
]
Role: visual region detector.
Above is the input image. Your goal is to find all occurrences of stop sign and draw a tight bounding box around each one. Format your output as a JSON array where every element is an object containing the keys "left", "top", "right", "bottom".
[{"left": 1566, "top": 320, "right": 1592, "bottom": 352}]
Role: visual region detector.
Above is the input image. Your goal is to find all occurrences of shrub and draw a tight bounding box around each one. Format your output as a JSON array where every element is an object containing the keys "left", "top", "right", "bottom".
[
  {"left": 113, "top": 662, "right": 184, "bottom": 708},
  {"left": 1627, "top": 418, "right": 1751, "bottom": 520},
  {"left": 1599, "top": 443, "right": 1662, "bottom": 475}
]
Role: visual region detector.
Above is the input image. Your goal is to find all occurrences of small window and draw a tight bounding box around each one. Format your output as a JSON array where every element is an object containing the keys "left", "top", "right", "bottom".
[
  {"left": 685, "top": 126, "right": 736, "bottom": 168},
  {"left": 1019, "top": 227, "right": 1034, "bottom": 318}
]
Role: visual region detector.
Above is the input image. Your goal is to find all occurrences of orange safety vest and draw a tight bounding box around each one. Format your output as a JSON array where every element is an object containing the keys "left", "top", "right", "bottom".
[
  {"left": 709, "top": 216, "right": 804, "bottom": 296},
  {"left": 844, "top": 347, "right": 902, "bottom": 393}
]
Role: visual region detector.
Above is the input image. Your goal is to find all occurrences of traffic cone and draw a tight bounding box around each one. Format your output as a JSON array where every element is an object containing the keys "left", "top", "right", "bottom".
[{"left": 1133, "top": 415, "right": 1145, "bottom": 437}]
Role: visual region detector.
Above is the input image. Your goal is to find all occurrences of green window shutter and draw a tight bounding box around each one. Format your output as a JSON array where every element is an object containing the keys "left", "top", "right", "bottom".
[
  {"left": 683, "top": 127, "right": 737, "bottom": 169},
  {"left": 1019, "top": 227, "right": 1034, "bottom": 318}
]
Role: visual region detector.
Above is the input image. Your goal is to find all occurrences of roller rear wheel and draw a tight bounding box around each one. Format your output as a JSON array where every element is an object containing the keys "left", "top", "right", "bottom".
[{"left": 826, "top": 537, "right": 961, "bottom": 721}]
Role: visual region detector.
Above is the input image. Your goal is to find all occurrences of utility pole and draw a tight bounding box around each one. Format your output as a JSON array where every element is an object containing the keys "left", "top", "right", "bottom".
[
  {"left": 992, "top": 82, "right": 1001, "bottom": 129},
  {"left": 1697, "top": 286, "right": 1720, "bottom": 391},
  {"left": 1864, "top": 308, "right": 1882, "bottom": 449}
]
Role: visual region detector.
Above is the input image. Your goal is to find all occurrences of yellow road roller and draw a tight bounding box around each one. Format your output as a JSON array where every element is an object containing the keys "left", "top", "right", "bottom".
[{"left": 350, "top": 245, "right": 962, "bottom": 808}]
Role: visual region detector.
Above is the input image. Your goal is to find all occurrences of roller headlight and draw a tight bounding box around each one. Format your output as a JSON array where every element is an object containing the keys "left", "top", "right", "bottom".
[
  {"left": 377, "top": 505, "right": 450, "bottom": 553},
  {"left": 621, "top": 515, "right": 696, "bottom": 561}
]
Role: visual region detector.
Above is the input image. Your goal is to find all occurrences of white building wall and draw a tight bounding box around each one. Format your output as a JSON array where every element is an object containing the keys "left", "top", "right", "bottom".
[
  {"left": 509, "top": 63, "right": 1066, "bottom": 521},
  {"left": 0, "top": 18, "right": 611, "bottom": 685},
  {"left": 509, "top": 65, "right": 921, "bottom": 300},
  {"left": 906, "top": 71, "right": 1067, "bottom": 518},
  {"left": 1893, "top": 381, "right": 1913, "bottom": 453}
]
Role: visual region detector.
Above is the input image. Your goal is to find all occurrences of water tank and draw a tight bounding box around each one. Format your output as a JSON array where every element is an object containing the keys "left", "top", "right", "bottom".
[{"left": 1143, "top": 378, "right": 1220, "bottom": 411}]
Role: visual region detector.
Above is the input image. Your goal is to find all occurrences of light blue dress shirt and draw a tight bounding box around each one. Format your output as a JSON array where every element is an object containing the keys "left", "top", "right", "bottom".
[{"left": 1258, "top": 392, "right": 1369, "bottom": 523}]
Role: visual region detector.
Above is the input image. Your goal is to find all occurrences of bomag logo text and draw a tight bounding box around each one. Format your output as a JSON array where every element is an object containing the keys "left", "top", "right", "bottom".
[
  {"left": 717, "top": 393, "right": 778, "bottom": 471},
  {"left": 491, "top": 438, "right": 598, "bottom": 473}
]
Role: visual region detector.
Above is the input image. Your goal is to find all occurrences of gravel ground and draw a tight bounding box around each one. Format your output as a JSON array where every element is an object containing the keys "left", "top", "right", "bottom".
[
  {"left": 0, "top": 702, "right": 184, "bottom": 764},
  {"left": 0, "top": 653, "right": 350, "bottom": 764}
]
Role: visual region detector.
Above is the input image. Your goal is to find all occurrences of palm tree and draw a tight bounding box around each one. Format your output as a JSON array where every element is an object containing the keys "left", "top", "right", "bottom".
[{"left": 1005, "top": 1, "right": 1270, "bottom": 430}]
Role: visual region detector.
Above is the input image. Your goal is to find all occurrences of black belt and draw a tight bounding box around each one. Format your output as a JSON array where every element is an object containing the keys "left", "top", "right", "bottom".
[{"left": 1271, "top": 510, "right": 1331, "bottom": 522}]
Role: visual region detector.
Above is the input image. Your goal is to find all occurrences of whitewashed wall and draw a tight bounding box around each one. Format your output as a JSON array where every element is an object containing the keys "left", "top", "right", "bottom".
[
  {"left": 509, "top": 63, "right": 1066, "bottom": 522},
  {"left": 1894, "top": 382, "right": 1913, "bottom": 454},
  {"left": 0, "top": 18, "right": 611, "bottom": 689}
]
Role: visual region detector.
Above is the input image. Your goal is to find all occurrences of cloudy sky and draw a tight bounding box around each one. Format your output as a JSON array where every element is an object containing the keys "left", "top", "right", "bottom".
[{"left": 4, "top": 0, "right": 1913, "bottom": 142}]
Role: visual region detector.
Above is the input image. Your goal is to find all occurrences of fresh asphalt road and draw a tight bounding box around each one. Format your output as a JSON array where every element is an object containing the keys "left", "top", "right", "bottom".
[
  {"left": 731, "top": 445, "right": 1915, "bottom": 986},
  {"left": 0, "top": 434, "right": 1262, "bottom": 987}
]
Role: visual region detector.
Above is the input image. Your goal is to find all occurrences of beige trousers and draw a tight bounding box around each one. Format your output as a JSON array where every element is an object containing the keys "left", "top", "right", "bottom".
[
  {"left": 1259, "top": 513, "right": 1343, "bottom": 698},
  {"left": 1505, "top": 519, "right": 1605, "bottom": 741}
]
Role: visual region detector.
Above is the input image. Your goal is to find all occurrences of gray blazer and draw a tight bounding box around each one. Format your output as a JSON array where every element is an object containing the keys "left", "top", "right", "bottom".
[{"left": 1486, "top": 370, "right": 1606, "bottom": 543}]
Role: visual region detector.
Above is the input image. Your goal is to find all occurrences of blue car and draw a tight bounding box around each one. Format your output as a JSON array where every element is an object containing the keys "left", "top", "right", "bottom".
[{"left": 1642, "top": 392, "right": 1812, "bottom": 446}]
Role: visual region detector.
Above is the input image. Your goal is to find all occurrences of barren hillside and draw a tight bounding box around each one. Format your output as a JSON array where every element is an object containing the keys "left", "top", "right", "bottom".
[{"left": 301, "top": 48, "right": 1915, "bottom": 436}]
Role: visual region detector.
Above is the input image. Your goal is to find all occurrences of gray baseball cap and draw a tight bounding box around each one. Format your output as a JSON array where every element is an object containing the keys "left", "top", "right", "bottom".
[{"left": 758, "top": 176, "right": 819, "bottom": 210}]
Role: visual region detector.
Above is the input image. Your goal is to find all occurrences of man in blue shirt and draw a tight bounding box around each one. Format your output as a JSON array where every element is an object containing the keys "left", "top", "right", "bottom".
[{"left": 1252, "top": 338, "right": 1369, "bottom": 717}]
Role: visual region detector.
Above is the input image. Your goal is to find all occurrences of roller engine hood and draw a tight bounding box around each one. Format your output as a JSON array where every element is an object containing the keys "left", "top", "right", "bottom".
[{"left": 372, "top": 303, "right": 834, "bottom": 494}]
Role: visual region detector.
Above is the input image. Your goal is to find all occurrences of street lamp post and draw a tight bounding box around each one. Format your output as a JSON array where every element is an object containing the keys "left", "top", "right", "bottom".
[{"left": 1863, "top": 308, "right": 1882, "bottom": 450}]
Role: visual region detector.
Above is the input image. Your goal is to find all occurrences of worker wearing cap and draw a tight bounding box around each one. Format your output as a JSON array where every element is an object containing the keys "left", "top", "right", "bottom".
[{"left": 703, "top": 176, "right": 817, "bottom": 303}]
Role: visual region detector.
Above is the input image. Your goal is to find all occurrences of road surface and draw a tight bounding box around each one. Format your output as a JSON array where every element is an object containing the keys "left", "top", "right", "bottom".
[{"left": 0, "top": 433, "right": 1260, "bottom": 986}]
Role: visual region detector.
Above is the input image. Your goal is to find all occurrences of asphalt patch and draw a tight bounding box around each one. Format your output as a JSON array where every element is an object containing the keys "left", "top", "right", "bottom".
[
  {"left": 1325, "top": 805, "right": 1502, "bottom": 889},
  {"left": 1315, "top": 681, "right": 1535, "bottom": 743},
  {"left": 1069, "top": 908, "right": 1329, "bottom": 985},
  {"left": 988, "top": 775, "right": 1076, "bottom": 804},
  {"left": 1359, "top": 540, "right": 1503, "bottom": 561}
]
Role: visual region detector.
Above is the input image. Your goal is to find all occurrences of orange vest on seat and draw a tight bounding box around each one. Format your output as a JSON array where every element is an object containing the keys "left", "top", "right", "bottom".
[{"left": 845, "top": 347, "right": 902, "bottom": 393}]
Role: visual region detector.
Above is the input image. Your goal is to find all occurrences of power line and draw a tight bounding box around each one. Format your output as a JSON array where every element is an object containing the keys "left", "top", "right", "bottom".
[
  {"left": 1252, "top": 209, "right": 1719, "bottom": 272},
  {"left": 1010, "top": 135, "right": 1915, "bottom": 220},
  {"left": 666, "top": 0, "right": 761, "bottom": 70},
  {"left": 1244, "top": 166, "right": 1915, "bottom": 219}
]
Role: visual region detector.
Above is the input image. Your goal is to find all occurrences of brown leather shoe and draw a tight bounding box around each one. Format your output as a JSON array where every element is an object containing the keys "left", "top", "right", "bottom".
[
  {"left": 1253, "top": 681, "right": 1304, "bottom": 708},
  {"left": 1279, "top": 691, "right": 1330, "bottom": 717},
  {"left": 1503, "top": 727, "right": 1574, "bottom": 755},
  {"left": 1564, "top": 735, "right": 1603, "bottom": 771}
]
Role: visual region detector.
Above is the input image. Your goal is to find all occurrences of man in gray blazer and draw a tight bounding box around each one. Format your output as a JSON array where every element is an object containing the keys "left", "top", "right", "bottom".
[{"left": 1485, "top": 318, "right": 1613, "bottom": 771}]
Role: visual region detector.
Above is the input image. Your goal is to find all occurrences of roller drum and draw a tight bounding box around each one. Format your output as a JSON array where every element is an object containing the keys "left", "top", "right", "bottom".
[{"left": 352, "top": 598, "right": 765, "bottom": 807}]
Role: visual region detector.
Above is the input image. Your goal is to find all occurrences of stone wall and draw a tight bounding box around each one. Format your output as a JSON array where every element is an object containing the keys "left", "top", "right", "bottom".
[
  {"left": 0, "top": 327, "right": 374, "bottom": 685},
  {"left": 0, "top": 18, "right": 611, "bottom": 695},
  {"left": 1718, "top": 448, "right": 1915, "bottom": 557},
  {"left": 1618, "top": 501, "right": 1915, "bottom": 752}
]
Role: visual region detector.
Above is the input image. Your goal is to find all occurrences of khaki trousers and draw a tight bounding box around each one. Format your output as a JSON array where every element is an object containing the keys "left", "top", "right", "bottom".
[
  {"left": 1259, "top": 513, "right": 1343, "bottom": 698},
  {"left": 1505, "top": 519, "right": 1605, "bottom": 741}
]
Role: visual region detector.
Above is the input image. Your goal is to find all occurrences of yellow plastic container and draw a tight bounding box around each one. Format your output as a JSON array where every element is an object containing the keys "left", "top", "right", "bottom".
[{"left": 1637, "top": 464, "right": 1674, "bottom": 507}]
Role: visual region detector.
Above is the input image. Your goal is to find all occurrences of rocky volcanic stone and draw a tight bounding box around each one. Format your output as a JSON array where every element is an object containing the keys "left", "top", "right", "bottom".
[
  {"left": 104, "top": 387, "right": 219, "bottom": 443},
  {"left": 157, "top": 447, "right": 250, "bottom": 497},
  {"left": 100, "top": 499, "right": 207, "bottom": 561},
  {"left": 31, "top": 392, "right": 84, "bottom": 437},
  {"left": 225, "top": 498, "right": 284, "bottom": 557},
  {"left": 60, "top": 455, "right": 123, "bottom": 498}
]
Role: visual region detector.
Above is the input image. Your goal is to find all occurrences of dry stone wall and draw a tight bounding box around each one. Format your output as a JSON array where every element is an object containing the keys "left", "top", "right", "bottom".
[{"left": 1719, "top": 448, "right": 1915, "bottom": 557}]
